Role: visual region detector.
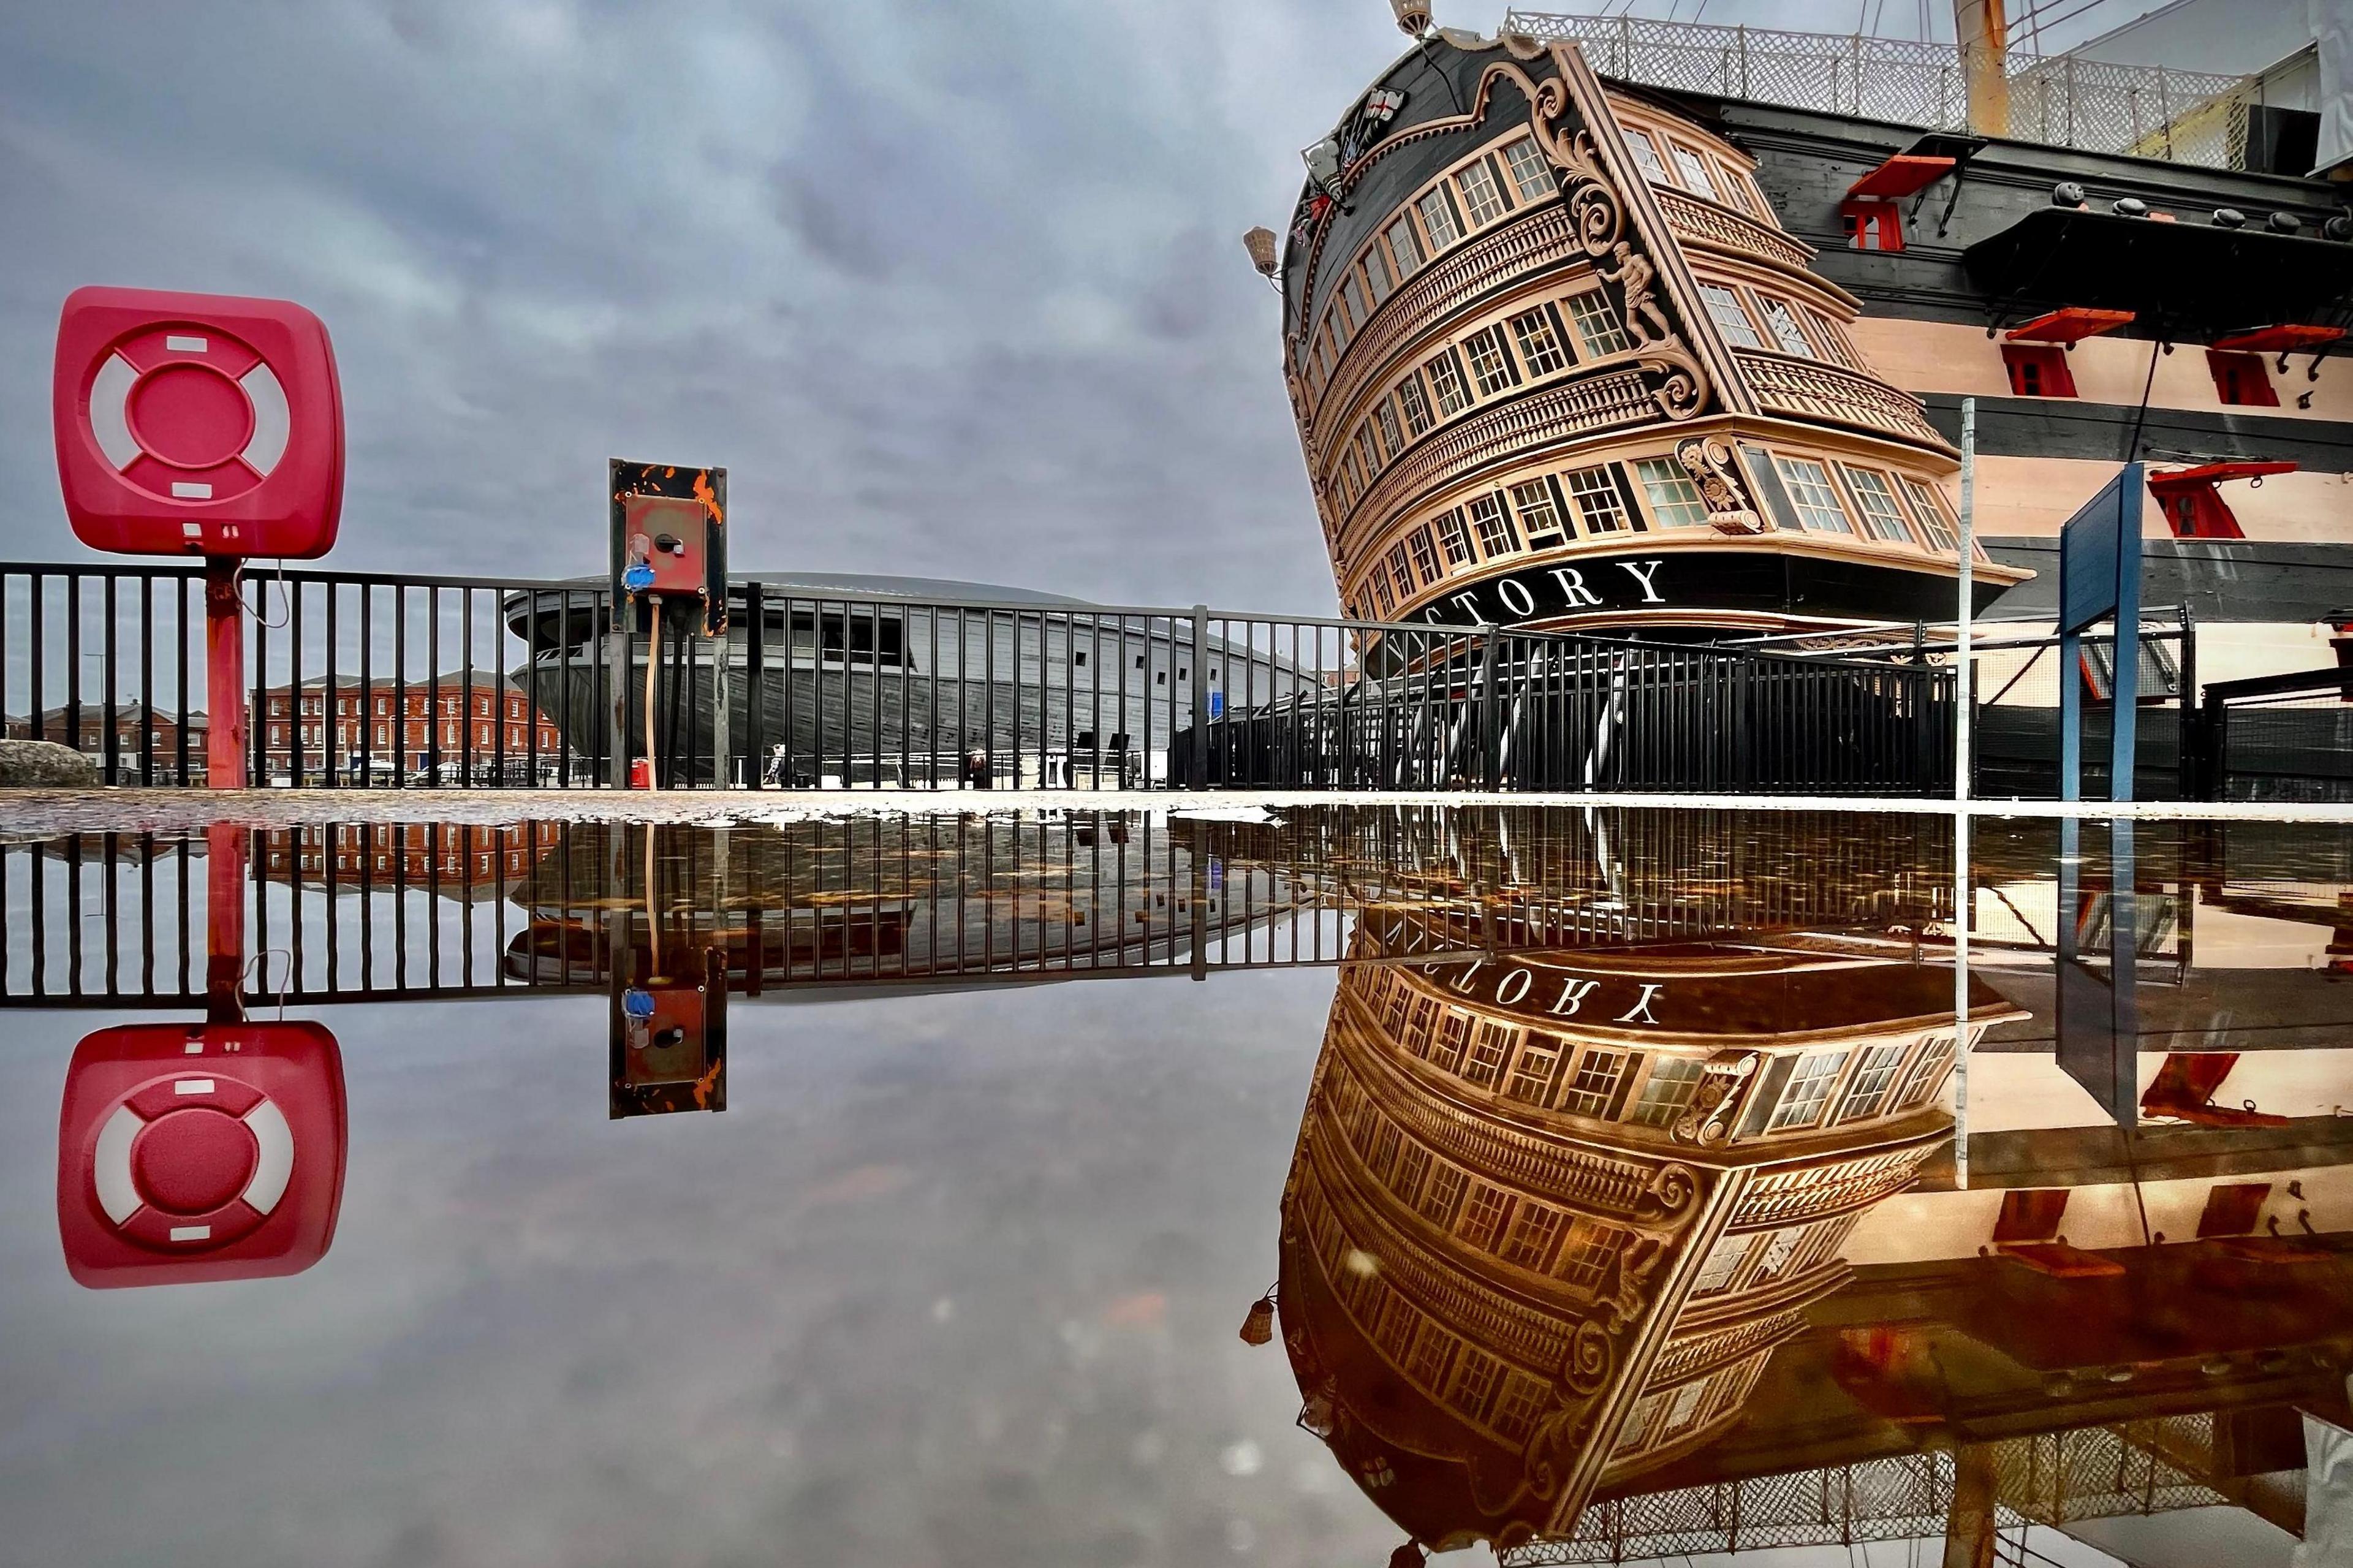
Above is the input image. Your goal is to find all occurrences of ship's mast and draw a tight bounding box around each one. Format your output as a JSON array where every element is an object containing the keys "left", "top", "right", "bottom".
[{"left": 1954, "top": 0, "right": 2010, "bottom": 137}]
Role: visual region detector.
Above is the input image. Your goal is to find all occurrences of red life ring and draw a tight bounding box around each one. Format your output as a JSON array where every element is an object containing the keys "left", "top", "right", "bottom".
[
  {"left": 85, "top": 324, "right": 289, "bottom": 509},
  {"left": 83, "top": 1070, "right": 296, "bottom": 1253}
]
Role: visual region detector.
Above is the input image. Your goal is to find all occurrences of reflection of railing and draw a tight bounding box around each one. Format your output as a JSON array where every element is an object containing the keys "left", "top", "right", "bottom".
[
  {"left": 1733, "top": 349, "right": 1949, "bottom": 449},
  {"left": 1504, "top": 11, "right": 2258, "bottom": 170}
]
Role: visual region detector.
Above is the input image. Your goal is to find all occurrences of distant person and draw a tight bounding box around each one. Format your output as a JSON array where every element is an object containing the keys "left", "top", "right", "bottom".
[{"left": 965, "top": 749, "right": 992, "bottom": 789}]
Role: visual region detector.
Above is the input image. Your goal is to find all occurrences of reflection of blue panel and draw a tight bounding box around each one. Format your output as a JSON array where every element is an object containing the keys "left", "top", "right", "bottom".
[{"left": 1208, "top": 691, "right": 1224, "bottom": 719}]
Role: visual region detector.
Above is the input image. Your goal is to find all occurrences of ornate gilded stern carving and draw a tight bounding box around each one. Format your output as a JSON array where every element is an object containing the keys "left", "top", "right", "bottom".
[
  {"left": 1672, "top": 1050, "right": 1763, "bottom": 1142},
  {"left": 1487, "top": 57, "right": 1709, "bottom": 424},
  {"left": 1673, "top": 436, "right": 1766, "bottom": 536}
]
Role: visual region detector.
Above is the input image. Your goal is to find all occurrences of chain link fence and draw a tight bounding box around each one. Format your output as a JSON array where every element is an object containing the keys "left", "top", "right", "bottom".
[{"left": 1503, "top": 12, "right": 2258, "bottom": 169}]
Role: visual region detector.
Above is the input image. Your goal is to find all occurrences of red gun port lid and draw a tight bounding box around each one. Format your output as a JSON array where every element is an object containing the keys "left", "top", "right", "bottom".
[
  {"left": 56, "top": 1021, "right": 348, "bottom": 1289},
  {"left": 52, "top": 286, "right": 344, "bottom": 561}
]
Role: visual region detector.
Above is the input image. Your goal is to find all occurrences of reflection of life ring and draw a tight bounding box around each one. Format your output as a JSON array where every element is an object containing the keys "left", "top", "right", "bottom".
[
  {"left": 85, "top": 325, "right": 290, "bottom": 506},
  {"left": 85, "top": 1071, "right": 295, "bottom": 1252}
]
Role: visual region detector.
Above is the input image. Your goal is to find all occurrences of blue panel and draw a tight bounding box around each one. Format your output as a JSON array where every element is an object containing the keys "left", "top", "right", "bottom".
[{"left": 2058, "top": 463, "right": 2143, "bottom": 635}]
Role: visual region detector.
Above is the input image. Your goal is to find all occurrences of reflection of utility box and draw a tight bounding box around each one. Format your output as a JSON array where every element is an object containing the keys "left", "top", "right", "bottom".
[
  {"left": 610, "top": 947, "right": 727, "bottom": 1119},
  {"left": 56, "top": 1021, "right": 347, "bottom": 1288}
]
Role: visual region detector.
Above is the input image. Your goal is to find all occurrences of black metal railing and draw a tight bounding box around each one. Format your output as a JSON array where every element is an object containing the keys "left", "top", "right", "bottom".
[
  {"left": 4, "top": 562, "right": 1956, "bottom": 795},
  {"left": 2193, "top": 665, "right": 2353, "bottom": 803}
]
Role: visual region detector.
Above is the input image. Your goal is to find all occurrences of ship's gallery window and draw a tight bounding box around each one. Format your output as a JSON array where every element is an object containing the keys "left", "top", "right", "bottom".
[
  {"left": 1699, "top": 284, "right": 1766, "bottom": 349},
  {"left": 1462, "top": 324, "right": 1520, "bottom": 396},
  {"left": 1396, "top": 373, "right": 1434, "bottom": 436},
  {"left": 1506, "top": 1032, "right": 1563, "bottom": 1103},
  {"left": 1627, "top": 1055, "right": 1703, "bottom": 1126},
  {"left": 2001, "top": 344, "right": 2076, "bottom": 398},
  {"left": 1621, "top": 126, "right": 1673, "bottom": 186},
  {"left": 1363, "top": 245, "right": 1393, "bottom": 304},
  {"left": 1557, "top": 1048, "right": 1627, "bottom": 1116},
  {"left": 1840, "top": 466, "right": 1918, "bottom": 544},
  {"left": 1466, "top": 493, "right": 1520, "bottom": 556},
  {"left": 1499, "top": 1203, "right": 1566, "bottom": 1271},
  {"left": 1565, "top": 466, "right": 1632, "bottom": 533},
  {"left": 1898, "top": 1034, "right": 1957, "bottom": 1109},
  {"left": 1508, "top": 477, "right": 1568, "bottom": 546},
  {"left": 1509, "top": 306, "right": 1571, "bottom": 376},
  {"left": 1634, "top": 456, "right": 1710, "bottom": 527},
  {"left": 1456, "top": 156, "right": 1510, "bottom": 226},
  {"left": 1457, "top": 1182, "right": 1514, "bottom": 1249},
  {"left": 1436, "top": 509, "right": 1477, "bottom": 566},
  {"left": 1771, "top": 456, "right": 1857, "bottom": 533},
  {"left": 2207, "top": 349, "right": 2279, "bottom": 407},
  {"left": 1408, "top": 526, "right": 1441, "bottom": 583},
  {"left": 1416, "top": 186, "right": 1462, "bottom": 250},
  {"left": 1425, "top": 348, "right": 1471, "bottom": 415},
  {"left": 1759, "top": 297, "right": 1816, "bottom": 358},
  {"left": 1566, "top": 290, "right": 1634, "bottom": 356},
  {"left": 1384, "top": 214, "right": 1423, "bottom": 276},
  {"left": 1502, "top": 135, "right": 1554, "bottom": 202},
  {"left": 1385, "top": 544, "right": 1415, "bottom": 604},
  {"left": 1835, "top": 1042, "right": 1910, "bottom": 1122},
  {"left": 1375, "top": 398, "right": 1406, "bottom": 460},
  {"left": 1806, "top": 305, "right": 1866, "bottom": 369},
  {"left": 1669, "top": 143, "right": 1719, "bottom": 200},
  {"left": 1768, "top": 1049, "right": 1847, "bottom": 1131},
  {"left": 1342, "top": 272, "right": 1371, "bottom": 332},
  {"left": 1898, "top": 474, "right": 1959, "bottom": 551}
]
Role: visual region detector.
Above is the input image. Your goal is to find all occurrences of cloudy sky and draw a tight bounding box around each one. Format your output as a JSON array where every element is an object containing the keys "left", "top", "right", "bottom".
[{"left": 3, "top": 0, "right": 2150, "bottom": 613}]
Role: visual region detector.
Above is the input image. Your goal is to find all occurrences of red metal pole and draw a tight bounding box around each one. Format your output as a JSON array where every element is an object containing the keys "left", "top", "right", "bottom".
[{"left": 205, "top": 556, "right": 247, "bottom": 790}]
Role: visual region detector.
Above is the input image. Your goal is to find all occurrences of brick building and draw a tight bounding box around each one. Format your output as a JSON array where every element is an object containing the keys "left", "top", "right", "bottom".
[{"left": 259, "top": 671, "right": 567, "bottom": 784}]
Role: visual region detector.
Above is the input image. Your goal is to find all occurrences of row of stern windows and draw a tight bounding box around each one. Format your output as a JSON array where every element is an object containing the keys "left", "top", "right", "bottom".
[
  {"left": 1324, "top": 275, "right": 1867, "bottom": 520},
  {"left": 1297, "top": 119, "right": 1773, "bottom": 403},
  {"left": 1349, "top": 969, "right": 1959, "bottom": 1135},
  {"left": 1347, "top": 447, "right": 1965, "bottom": 619},
  {"left": 1294, "top": 1164, "right": 1559, "bottom": 1446}
]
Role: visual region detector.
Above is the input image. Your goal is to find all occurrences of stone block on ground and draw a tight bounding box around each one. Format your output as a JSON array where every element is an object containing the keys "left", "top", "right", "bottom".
[{"left": 0, "top": 740, "right": 102, "bottom": 788}]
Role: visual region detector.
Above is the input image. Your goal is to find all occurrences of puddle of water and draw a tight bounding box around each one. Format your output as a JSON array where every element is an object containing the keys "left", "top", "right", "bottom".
[{"left": 2, "top": 806, "right": 2349, "bottom": 1567}]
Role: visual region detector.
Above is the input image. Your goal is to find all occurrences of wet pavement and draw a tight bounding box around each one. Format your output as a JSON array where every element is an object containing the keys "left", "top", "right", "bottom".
[{"left": 4, "top": 805, "right": 2351, "bottom": 1567}]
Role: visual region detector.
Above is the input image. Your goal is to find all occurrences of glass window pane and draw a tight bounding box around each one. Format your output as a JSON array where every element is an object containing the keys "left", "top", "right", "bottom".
[
  {"left": 1462, "top": 325, "right": 1517, "bottom": 396},
  {"left": 1466, "top": 493, "right": 1519, "bottom": 558},
  {"left": 1700, "top": 284, "right": 1764, "bottom": 349},
  {"left": 1623, "top": 127, "right": 1672, "bottom": 186},
  {"left": 1566, "top": 466, "right": 1629, "bottom": 534},
  {"left": 1760, "top": 297, "right": 1815, "bottom": 358},
  {"left": 1416, "top": 186, "right": 1460, "bottom": 249},
  {"left": 1425, "top": 350, "right": 1470, "bottom": 415},
  {"left": 1508, "top": 478, "right": 1566, "bottom": 542},
  {"left": 1502, "top": 135, "right": 1554, "bottom": 202},
  {"left": 1842, "top": 466, "right": 1917, "bottom": 543},
  {"left": 1397, "top": 373, "right": 1433, "bottom": 436},
  {"left": 1900, "top": 475, "right": 1959, "bottom": 551},
  {"left": 1457, "top": 157, "right": 1509, "bottom": 226},
  {"left": 1509, "top": 309, "right": 1570, "bottom": 376},
  {"left": 1566, "top": 290, "right": 1632, "bottom": 357},
  {"left": 1772, "top": 456, "right": 1855, "bottom": 534},
  {"left": 1634, "top": 457, "right": 1710, "bottom": 528},
  {"left": 1670, "top": 145, "right": 1719, "bottom": 200},
  {"left": 1385, "top": 214, "right": 1423, "bottom": 275}
]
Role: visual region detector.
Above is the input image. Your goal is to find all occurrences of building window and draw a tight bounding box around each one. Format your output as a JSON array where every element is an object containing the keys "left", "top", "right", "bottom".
[
  {"left": 1634, "top": 456, "right": 1710, "bottom": 528},
  {"left": 1836, "top": 1042, "right": 1911, "bottom": 1121},
  {"left": 1502, "top": 135, "right": 1554, "bottom": 203},
  {"left": 1622, "top": 126, "right": 1672, "bottom": 185},
  {"left": 1363, "top": 244, "right": 1393, "bottom": 304},
  {"left": 1669, "top": 144, "right": 1719, "bottom": 200},
  {"left": 1509, "top": 477, "right": 1567, "bottom": 545},
  {"left": 1396, "top": 373, "right": 1433, "bottom": 436},
  {"left": 1627, "top": 1056, "right": 1703, "bottom": 1126},
  {"left": 1505, "top": 1031, "right": 1561, "bottom": 1104},
  {"left": 1699, "top": 284, "right": 1765, "bottom": 349},
  {"left": 1461, "top": 324, "right": 1519, "bottom": 396},
  {"left": 1841, "top": 466, "right": 1917, "bottom": 544},
  {"left": 1772, "top": 456, "right": 1856, "bottom": 533},
  {"left": 1376, "top": 398, "right": 1406, "bottom": 460},
  {"left": 1435, "top": 509, "right": 1476, "bottom": 567},
  {"left": 1387, "top": 543, "right": 1415, "bottom": 604},
  {"left": 1565, "top": 290, "right": 1632, "bottom": 357},
  {"left": 2207, "top": 349, "right": 2279, "bottom": 407},
  {"left": 1409, "top": 526, "right": 1441, "bottom": 584},
  {"left": 1897, "top": 1034, "right": 1958, "bottom": 1109},
  {"left": 376, "top": 724, "right": 388, "bottom": 745},
  {"left": 1509, "top": 307, "right": 1570, "bottom": 376},
  {"left": 1557, "top": 1048, "right": 1626, "bottom": 1116},
  {"left": 1457, "top": 1182, "right": 1514, "bottom": 1249},
  {"left": 1424, "top": 349, "right": 1471, "bottom": 415},
  {"left": 1768, "top": 1050, "right": 1847, "bottom": 1131},
  {"left": 1416, "top": 185, "right": 1461, "bottom": 250},
  {"left": 1759, "top": 297, "right": 1816, "bottom": 358},
  {"left": 1466, "top": 493, "right": 1520, "bottom": 558},
  {"left": 1899, "top": 475, "right": 1959, "bottom": 551},
  {"left": 1384, "top": 213, "right": 1423, "bottom": 276},
  {"left": 270, "top": 724, "right": 283, "bottom": 745},
  {"left": 1499, "top": 1203, "right": 1566, "bottom": 1271},
  {"left": 1456, "top": 156, "right": 1509, "bottom": 226},
  {"left": 2001, "top": 344, "right": 2076, "bottom": 398},
  {"left": 1565, "top": 466, "right": 1632, "bottom": 534}
]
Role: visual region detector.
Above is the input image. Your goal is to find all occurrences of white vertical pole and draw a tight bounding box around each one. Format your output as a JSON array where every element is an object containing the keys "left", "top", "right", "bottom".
[{"left": 1956, "top": 396, "right": 1976, "bottom": 803}]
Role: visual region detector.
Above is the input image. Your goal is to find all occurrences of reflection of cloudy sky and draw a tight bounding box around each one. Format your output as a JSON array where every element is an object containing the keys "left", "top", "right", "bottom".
[{"left": 0, "top": 973, "right": 1401, "bottom": 1567}]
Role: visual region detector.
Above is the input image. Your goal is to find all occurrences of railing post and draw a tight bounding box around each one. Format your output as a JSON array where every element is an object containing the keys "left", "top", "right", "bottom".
[
  {"left": 607, "top": 592, "right": 630, "bottom": 790},
  {"left": 745, "top": 581, "right": 766, "bottom": 789},
  {"left": 2177, "top": 603, "right": 2197, "bottom": 801},
  {"left": 203, "top": 558, "right": 248, "bottom": 790},
  {"left": 1190, "top": 605, "right": 1209, "bottom": 790},
  {"left": 1477, "top": 625, "right": 1500, "bottom": 790}
]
